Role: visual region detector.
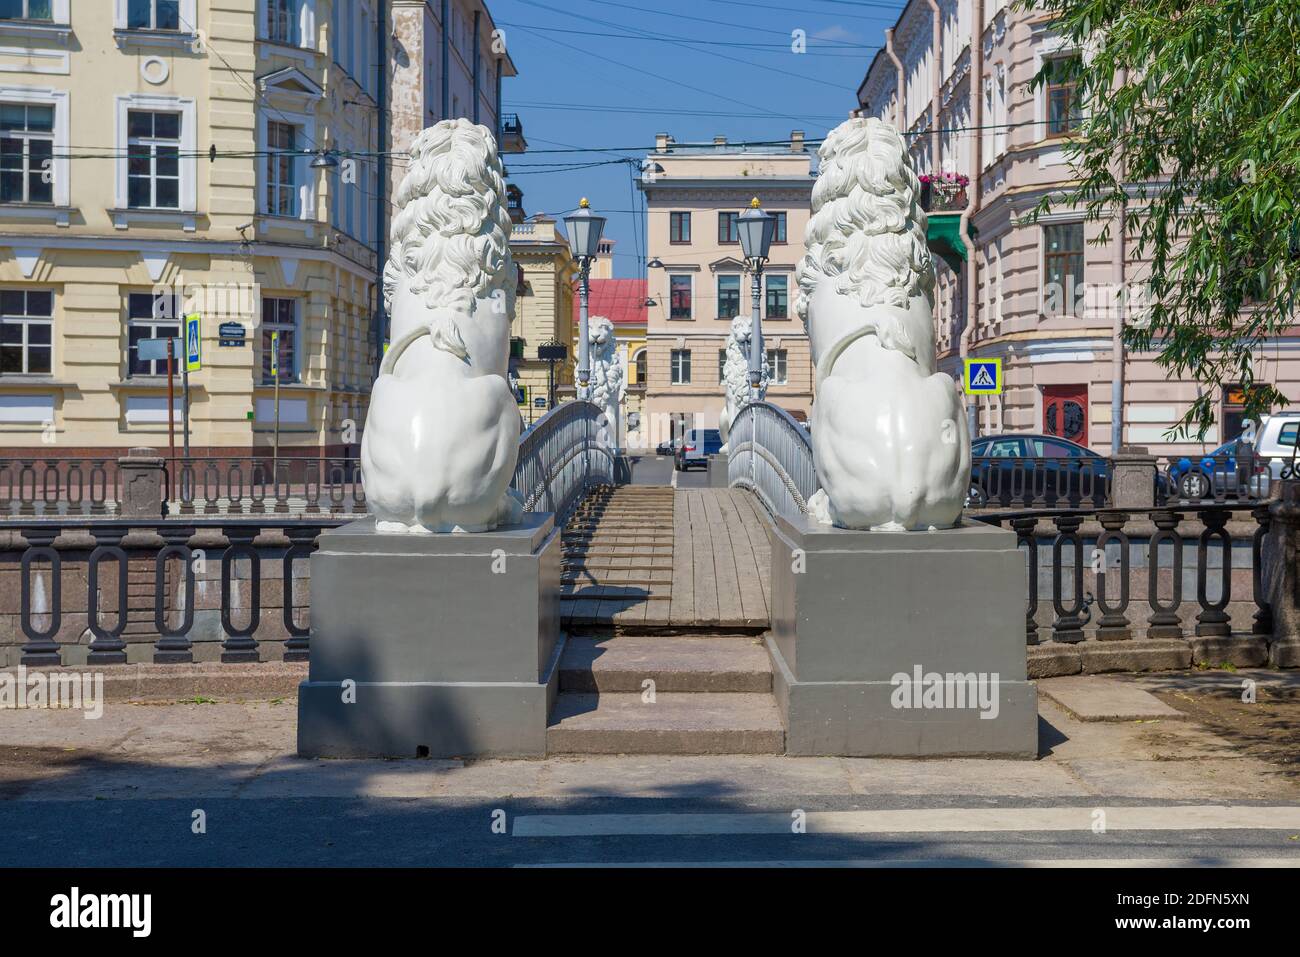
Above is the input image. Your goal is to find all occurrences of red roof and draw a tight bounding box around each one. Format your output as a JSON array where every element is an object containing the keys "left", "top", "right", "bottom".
[{"left": 573, "top": 278, "right": 647, "bottom": 327}]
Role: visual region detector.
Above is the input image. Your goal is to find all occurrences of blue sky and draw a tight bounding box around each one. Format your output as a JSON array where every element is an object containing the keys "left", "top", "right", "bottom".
[{"left": 493, "top": 0, "right": 907, "bottom": 277}]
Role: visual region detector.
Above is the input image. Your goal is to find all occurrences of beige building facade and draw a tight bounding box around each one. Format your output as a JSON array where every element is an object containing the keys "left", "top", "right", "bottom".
[
  {"left": 0, "top": 0, "right": 383, "bottom": 458},
  {"left": 858, "top": 0, "right": 1297, "bottom": 456},
  {"left": 638, "top": 132, "right": 814, "bottom": 448}
]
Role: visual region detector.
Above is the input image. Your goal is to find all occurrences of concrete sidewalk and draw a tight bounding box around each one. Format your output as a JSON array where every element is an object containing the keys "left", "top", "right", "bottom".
[{"left": 2, "top": 671, "right": 1297, "bottom": 804}]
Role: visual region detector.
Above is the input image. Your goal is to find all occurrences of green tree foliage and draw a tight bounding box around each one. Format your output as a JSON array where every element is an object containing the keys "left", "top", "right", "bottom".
[{"left": 1025, "top": 0, "right": 1300, "bottom": 438}]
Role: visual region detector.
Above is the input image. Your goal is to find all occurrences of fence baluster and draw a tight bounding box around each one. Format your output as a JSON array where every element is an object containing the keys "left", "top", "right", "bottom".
[
  {"left": 1011, "top": 516, "right": 1040, "bottom": 645},
  {"left": 86, "top": 527, "right": 129, "bottom": 664},
  {"left": 1195, "top": 508, "right": 1232, "bottom": 636},
  {"left": 1251, "top": 503, "right": 1273, "bottom": 636},
  {"left": 220, "top": 526, "right": 262, "bottom": 662},
  {"left": 1146, "top": 509, "right": 1184, "bottom": 639},
  {"left": 1094, "top": 510, "right": 1132, "bottom": 640},
  {"left": 1050, "top": 513, "right": 1085, "bottom": 642},
  {"left": 153, "top": 526, "right": 197, "bottom": 663},
  {"left": 19, "top": 525, "right": 61, "bottom": 665}
]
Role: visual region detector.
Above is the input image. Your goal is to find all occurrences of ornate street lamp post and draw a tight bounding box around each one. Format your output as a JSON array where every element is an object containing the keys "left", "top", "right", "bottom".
[
  {"left": 562, "top": 198, "right": 607, "bottom": 401},
  {"left": 737, "top": 197, "right": 776, "bottom": 402}
]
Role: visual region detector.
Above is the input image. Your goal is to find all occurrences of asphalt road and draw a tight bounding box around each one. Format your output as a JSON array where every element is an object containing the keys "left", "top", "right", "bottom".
[
  {"left": 3, "top": 794, "right": 1299, "bottom": 867},
  {"left": 626, "top": 453, "right": 711, "bottom": 488}
]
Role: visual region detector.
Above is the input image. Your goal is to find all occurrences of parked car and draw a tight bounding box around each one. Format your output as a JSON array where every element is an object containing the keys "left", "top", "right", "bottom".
[
  {"left": 655, "top": 438, "right": 680, "bottom": 456},
  {"left": 967, "top": 433, "right": 1114, "bottom": 507},
  {"left": 1166, "top": 413, "right": 1300, "bottom": 500},
  {"left": 675, "top": 428, "right": 723, "bottom": 471}
]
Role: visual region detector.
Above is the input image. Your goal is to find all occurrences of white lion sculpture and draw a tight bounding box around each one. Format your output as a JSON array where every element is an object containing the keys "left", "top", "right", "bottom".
[
  {"left": 795, "top": 117, "right": 969, "bottom": 531},
  {"left": 587, "top": 316, "right": 625, "bottom": 447},
  {"left": 718, "top": 315, "right": 768, "bottom": 454},
  {"left": 361, "top": 119, "right": 524, "bottom": 533}
]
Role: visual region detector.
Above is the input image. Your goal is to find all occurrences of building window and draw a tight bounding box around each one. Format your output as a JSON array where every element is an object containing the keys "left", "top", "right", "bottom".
[
  {"left": 0, "top": 1, "right": 52, "bottom": 20},
  {"left": 765, "top": 274, "right": 788, "bottom": 319},
  {"left": 128, "top": 0, "right": 180, "bottom": 30},
  {"left": 127, "top": 110, "right": 181, "bottom": 209},
  {"left": 718, "top": 211, "right": 739, "bottom": 244},
  {"left": 1222, "top": 385, "right": 1267, "bottom": 440},
  {"left": 267, "top": 0, "right": 298, "bottom": 45},
  {"left": 670, "top": 348, "right": 691, "bottom": 385},
  {"left": 717, "top": 348, "right": 727, "bottom": 382},
  {"left": 633, "top": 348, "right": 646, "bottom": 383},
  {"left": 262, "top": 297, "right": 298, "bottom": 383},
  {"left": 771, "top": 211, "right": 787, "bottom": 244},
  {"left": 717, "top": 274, "right": 741, "bottom": 319},
  {"left": 265, "top": 121, "right": 298, "bottom": 216},
  {"left": 126, "top": 292, "right": 180, "bottom": 376},
  {"left": 669, "top": 274, "right": 692, "bottom": 319},
  {"left": 0, "top": 104, "right": 53, "bottom": 205},
  {"left": 0, "top": 289, "right": 51, "bottom": 374},
  {"left": 1043, "top": 222, "right": 1084, "bottom": 315},
  {"left": 766, "top": 348, "right": 788, "bottom": 385},
  {"left": 1045, "top": 55, "right": 1082, "bottom": 136},
  {"left": 670, "top": 211, "right": 691, "bottom": 244}
]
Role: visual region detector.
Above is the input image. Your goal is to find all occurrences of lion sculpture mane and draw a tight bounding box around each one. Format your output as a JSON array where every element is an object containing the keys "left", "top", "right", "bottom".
[
  {"left": 361, "top": 119, "right": 524, "bottom": 533},
  {"left": 795, "top": 117, "right": 969, "bottom": 531},
  {"left": 587, "top": 316, "right": 625, "bottom": 444},
  {"left": 718, "top": 315, "right": 768, "bottom": 455}
]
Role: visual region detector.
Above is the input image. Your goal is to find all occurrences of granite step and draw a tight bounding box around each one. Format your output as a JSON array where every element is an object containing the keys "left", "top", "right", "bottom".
[
  {"left": 559, "top": 635, "right": 772, "bottom": 693},
  {"left": 547, "top": 692, "right": 785, "bottom": 755}
]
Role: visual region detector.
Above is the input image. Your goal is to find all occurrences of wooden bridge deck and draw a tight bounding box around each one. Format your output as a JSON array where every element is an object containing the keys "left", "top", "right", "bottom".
[{"left": 560, "top": 487, "right": 772, "bottom": 630}]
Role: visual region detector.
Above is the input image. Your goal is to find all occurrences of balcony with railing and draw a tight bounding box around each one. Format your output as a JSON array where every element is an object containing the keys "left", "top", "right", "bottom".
[{"left": 500, "top": 113, "right": 527, "bottom": 154}]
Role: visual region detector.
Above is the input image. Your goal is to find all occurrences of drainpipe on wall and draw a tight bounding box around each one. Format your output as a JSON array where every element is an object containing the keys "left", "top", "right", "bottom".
[
  {"left": 440, "top": 0, "right": 450, "bottom": 118},
  {"left": 960, "top": 0, "right": 984, "bottom": 440},
  {"left": 886, "top": 28, "right": 905, "bottom": 132},
  {"left": 1111, "top": 67, "right": 1128, "bottom": 454},
  {"left": 373, "top": 0, "right": 389, "bottom": 374},
  {"left": 472, "top": 10, "right": 481, "bottom": 124},
  {"left": 926, "top": 0, "right": 941, "bottom": 168}
]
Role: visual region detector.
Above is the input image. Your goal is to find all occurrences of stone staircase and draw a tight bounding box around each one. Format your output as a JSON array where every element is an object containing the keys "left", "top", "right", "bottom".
[{"left": 550, "top": 486, "right": 785, "bottom": 755}]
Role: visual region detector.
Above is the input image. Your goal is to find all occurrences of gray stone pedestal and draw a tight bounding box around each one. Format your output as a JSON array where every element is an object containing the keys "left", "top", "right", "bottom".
[
  {"left": 297, "top": 514, "right": 562, "bottom": 758},
  {"left": 708, "top": 452, "right": 730, "bottom": 488},
  {"left": 613, "top": 454, "right": 633, "bottom": 485},
  {"left": 768, "top": 515, "right": 1038, "bottom": 757}
]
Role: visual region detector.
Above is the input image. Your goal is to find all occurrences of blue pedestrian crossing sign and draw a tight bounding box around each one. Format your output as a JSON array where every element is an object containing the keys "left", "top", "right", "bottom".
[
  {"left": 184, "top": 314, "right": 202, "bottom": 372},
  {"left": 963, "top": 358, "right": 1001, "bottom": 394}
]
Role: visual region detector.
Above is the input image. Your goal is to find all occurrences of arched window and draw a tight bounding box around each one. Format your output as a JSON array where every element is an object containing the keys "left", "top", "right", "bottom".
[{"left": 633, "top": 348, "right": 646, "bottom": 384}]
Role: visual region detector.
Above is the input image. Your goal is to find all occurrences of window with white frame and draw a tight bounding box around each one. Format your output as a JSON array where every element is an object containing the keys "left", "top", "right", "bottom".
[
  {"left": 127, "top": 0, "right": 180, "bottom": 30},
  {"left": 267, "top": 0, "right": 297, "bottom": 45},
  {"left": 0, "top": 103, "right": 53, "bottom": 204},
  {"left": 0, "top": 1, "right": 52, "bottom": 20},
  {"left": 261, "top": 297, "right": 298, "bottom": 383},
  {"left": 0, "top": 289, "right": 51, "bottom": 374},
  {"left": 127, "top": 109, "right": 181, "bottom": 209},
  {"left": 265, "top": 120, "right": 298, "bottom": 216},
  {"left": 766, "top": 348, "right": 788, "bottom": 385},
  {"left": 670, "top": 348, "right": 691, "bottom": 385},
  {"left": 126, "top": 291, "right": 181, "bottom": 376}
]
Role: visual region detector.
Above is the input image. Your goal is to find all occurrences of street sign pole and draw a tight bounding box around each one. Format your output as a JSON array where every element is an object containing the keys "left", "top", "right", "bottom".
[
  {"left": 166, "top": 337, "right": 176, "bottom": 472},
  {"left": 271, "top": 330, "right": 281, "bottom": 479}
]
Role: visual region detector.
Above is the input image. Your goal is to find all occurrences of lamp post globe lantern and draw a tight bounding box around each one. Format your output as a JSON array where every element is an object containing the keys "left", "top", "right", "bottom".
[
  {"left": 563, "top": 198, "right": 607, "bottom": 401},
  {"left": 738, "top": 198, "right": 774, "bottom": 400}
]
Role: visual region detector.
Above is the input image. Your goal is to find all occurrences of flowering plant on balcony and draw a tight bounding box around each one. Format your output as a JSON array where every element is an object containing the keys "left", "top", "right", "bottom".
[{"left": 919, "top": 172, "right": 970, "bottom": 212}]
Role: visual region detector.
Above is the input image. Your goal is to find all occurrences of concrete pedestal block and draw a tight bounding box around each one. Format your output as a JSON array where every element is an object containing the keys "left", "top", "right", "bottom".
[
  {"left": 297, "top": 514, "right": 562, "bottom": 758},
  {"left": 768, "top": 514, "right": 1038, "bottom": 757},
  {"left": 707, "top": 452, "right": 729, "bottom": 489}
]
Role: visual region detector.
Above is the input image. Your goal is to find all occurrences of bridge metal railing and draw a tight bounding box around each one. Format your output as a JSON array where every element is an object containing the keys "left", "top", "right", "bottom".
[
  {"left": 512, "top": 400, "right": 615, "bottom": 523},
  {"left": 727, "top": 401, "right": 817, "bottom": 523},
  {"left": 0, "top": 400, "right": 615, "bottom": 666}
]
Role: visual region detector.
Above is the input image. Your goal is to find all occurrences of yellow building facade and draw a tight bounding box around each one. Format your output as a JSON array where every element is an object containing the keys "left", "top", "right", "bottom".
[
  {"left": 0, "top": 0, "right": 381, "bottom": 458},
  {"left": 509, "top": 212, "right": 576, "bottom": 426}
]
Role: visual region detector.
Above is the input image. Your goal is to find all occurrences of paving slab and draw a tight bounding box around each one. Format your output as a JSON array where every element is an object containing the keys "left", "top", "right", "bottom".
[{"left": 1039, "top": 675, "right": 1186, "bottom": 722}]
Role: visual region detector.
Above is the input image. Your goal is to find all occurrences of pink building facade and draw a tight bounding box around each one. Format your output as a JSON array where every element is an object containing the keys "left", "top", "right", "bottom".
[{"left": 857, "top": 0, "right": 1298, "bottom": 456}]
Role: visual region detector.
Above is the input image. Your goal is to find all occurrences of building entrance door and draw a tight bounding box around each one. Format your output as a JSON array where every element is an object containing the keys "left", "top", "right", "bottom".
[{"left": 1043, "top": 384, "right": 1088, "bottom": 447}]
